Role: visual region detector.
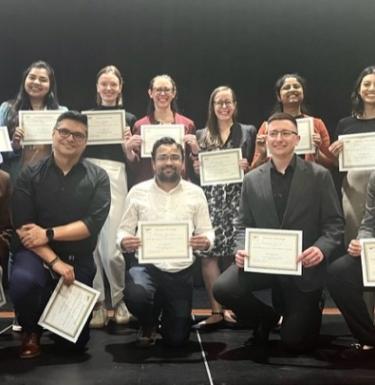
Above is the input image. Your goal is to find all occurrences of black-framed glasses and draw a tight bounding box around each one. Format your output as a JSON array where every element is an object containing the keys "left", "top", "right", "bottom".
[
  {"left": 267, "top": 130, "right": 298, "bottom": 138},
  {"left": 55, "top": 127, "right": 87, "bottom": 142}
]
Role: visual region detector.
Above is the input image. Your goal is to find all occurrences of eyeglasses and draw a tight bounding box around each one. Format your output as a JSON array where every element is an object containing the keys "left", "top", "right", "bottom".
[
  {"left": 214, "top": 100, "right": 233, "bottom": 107},
  {"left": 155, "top": 154, "right": 182, "bottom": 162},
  {"left": 153, "top": 87, "right": 174, "bottom": 94},
  {"left": 55, "top": 127, "right": 87, "bottom": 142},
  {"left": 267, "top": 130, "right": 298, "bottom": 138}
]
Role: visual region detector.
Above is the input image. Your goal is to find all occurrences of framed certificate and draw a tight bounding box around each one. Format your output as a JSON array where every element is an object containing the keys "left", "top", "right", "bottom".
[
  {"left": 295, "top": 117, "right": 315, "bottom": 155},
  {"left": 19, "top": 110, "right": 62, "bottom": 145},
  {"left": 199, "top": 148, "right": 244, "bottom": 186},
  {"left": 81, "top": 110, "right": 125, "bottom": 145},
  {"left": 360, "top": 239, "right": 375, "bottom": 287},
  {"left": 0, "top": 126, "right": 12, "bottom": 152},
  {"left": 140, "top": 124, "right": 185, "bottom": 158},
  {"left": 0, "top": 266, "right": 5, "bottom": 308},
  {"left": 138, "top": 221, "right": 193, "bottom": 264},
  {"left": 38, "top": 278, "right": 99, "bottom": 343},
  {"left": 339, "top": 132, "right": 375, "bottom": 171},
  {"left": 244, "top": 228, "right": 302, "bottom": 275}
]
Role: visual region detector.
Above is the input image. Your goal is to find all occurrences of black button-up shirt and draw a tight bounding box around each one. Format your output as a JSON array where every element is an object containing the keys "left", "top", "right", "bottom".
[
  {"left": 270, "top": 156, "right": 296, "bottom": 223},
  {"left": 12, "top": 155, "right": 111, "bottom": 259}
]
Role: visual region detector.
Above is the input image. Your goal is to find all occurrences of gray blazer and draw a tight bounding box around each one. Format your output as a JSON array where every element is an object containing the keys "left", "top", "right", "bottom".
[
  {"left": 235, "top": 156, "right": 344, "bottom": 292},
  {"left": 358, "top": 171, "right": 375, "bottom": 239}
]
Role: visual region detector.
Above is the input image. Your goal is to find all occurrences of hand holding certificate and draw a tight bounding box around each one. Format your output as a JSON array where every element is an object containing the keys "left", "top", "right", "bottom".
[
  {"left": 0, "top": 126, "right": 12, "bottom": 152},
  {"left": 138, "top": 221, "right": 193, "bottom": 264},
  {"left": 244, "top": 228, "right": 302, "bottom": 275},
  {"left": 295, "top": 117, "right": 315, "bottom": 155},
  {"left": 38, "top": 278, "right": 99, "bottom": 343},
  {"left": 360, "top": 239, "right": 375, "bottom": 287},
  {"left": 199, "top": 148, "right": 244, "bottom": 186}
]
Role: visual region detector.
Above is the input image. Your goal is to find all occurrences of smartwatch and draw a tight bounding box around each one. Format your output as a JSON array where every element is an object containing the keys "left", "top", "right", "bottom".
[{"left": 46, "top": 228, "right": 54, "bottom": 243}]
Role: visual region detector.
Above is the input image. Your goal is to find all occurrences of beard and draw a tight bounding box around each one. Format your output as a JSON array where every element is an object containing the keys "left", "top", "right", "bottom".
[{"left": 156, "top": 166, "right": 180, "bottom": 183}]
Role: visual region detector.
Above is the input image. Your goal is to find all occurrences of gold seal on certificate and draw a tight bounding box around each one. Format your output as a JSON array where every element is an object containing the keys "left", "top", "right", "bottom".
[
  {"left": 140, "top": 124, "right": 185, "bottom": 157},
  {"left": 0, "top": 266, "right": 6, "bottom": 308},
  {"left": 138, "top": 221, "right": 193, "bottom": 264},
  {"left": 360, "top": 239, "right": 375, "bottom": 287},
  {"left": 38, "top": 278, "right": 99, "bottom": 343},
  {"left": 339, "top": 132, "right": 375, "bottom": 171},
  {"left": 244, "top": 228, "right": 302, "bottom": 275},
  {"left": 199, "top": 148, "right": 244, "bottom": 186},
  {"left": 19, "top": 111, "right": 62, "bottom": 145},
  {"left": 295, "top": 117, "right": 314, "bottom": 155},
  {"left": 0, "top": 126, "right": 12, "bottom": 152},
  {"left": 81, "top": 110, "right": 125, "bottom": 145}
]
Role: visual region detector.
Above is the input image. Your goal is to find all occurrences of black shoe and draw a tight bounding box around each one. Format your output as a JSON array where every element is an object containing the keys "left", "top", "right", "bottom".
[{"left": 339, "top": 344, "right": 375, "bottom": 361}]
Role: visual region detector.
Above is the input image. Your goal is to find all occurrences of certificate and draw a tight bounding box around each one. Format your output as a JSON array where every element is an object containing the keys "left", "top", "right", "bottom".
[
  {"left": 244, "top": 228, "right": 302, "bottom": 275},
  {"left": 295, "top": 117, "right": 315, "bottom": 155},
  {"left": 360, "top": 239, "right": 375, "bottom": 287},
  {"left": 138, "top": 221, "right": 193, "bottom": 264},
  {"left": 0, "top": 126, "right": 12, "bottom": 152},
  {"left": 339, "top": 132, "right": 375, "bottom": 171},
  {"left": 0, "top": 266, "right": 5, "bottom": 308},
  {"left": 38, "top": 278, "right": 99, "bottom": 343},
  {"left": 140, "top": 124, "right": 185, "bottom": 157},
  {"left": 81, "top": 110, "right": 125, "bottom": 145},
  {"left": 19, "top": 110, "right": 62, "bottom": 145},
  {"left": 199, "top": 148, "right": 243, "bottom": 186}
]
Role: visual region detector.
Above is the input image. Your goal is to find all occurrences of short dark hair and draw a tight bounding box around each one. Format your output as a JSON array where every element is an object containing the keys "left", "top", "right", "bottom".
[
  {"left": 55, "top": 110, "right": 88, "bottom": 130},
  {"left": 267, "top": 112, "right": 298, "bottom": 130},
  {"left": 151, "top": 137, "right": 184, "bottom": 161},
  {"left": 351, "top": 65, "right": 375, "bottom": 115}
]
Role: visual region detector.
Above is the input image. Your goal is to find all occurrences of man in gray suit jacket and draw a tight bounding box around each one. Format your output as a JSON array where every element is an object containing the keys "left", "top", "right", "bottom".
[
  {"left": 328, "top": 171, "right": 375, "bottom": 361},
  {"left": 213, "top": 112, "right": 344, "bottom": 355}
]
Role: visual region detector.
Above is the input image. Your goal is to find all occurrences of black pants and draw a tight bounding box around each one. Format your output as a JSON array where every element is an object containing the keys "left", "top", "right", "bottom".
[
  {"left": 327, "top": 253, "right": 375, "bottom": 346},
  {"left": 125, "top": 265, "right": 193, "bottom": 347},
  {"left": 213, "top": 264, "right": 322, "bottom": 352}
]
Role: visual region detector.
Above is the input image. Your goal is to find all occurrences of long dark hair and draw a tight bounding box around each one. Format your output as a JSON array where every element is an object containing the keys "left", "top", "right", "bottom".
[
  {"left": 96, "top": 65, "right": 123, "bottom": 106},
  {"left": 351, "top": 65, "right": 375, "bottom": 116},
  {"left": 146, "top": 74, "right": 178, "bottom": 117},
  {"left": 7, "top": 61, "right": 60, "bottom": 135},
  {"left": 273, "top": 73, "right": 308, "bottom": 114}
]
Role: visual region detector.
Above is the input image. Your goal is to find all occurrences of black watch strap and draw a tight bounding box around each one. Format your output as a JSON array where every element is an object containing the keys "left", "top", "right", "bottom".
[{"left": 46, "top": 228, "right": 54, "bottom": 243}]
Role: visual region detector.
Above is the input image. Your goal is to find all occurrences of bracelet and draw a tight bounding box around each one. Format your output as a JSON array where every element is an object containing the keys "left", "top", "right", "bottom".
[{"left": 47, "top": 256, "right": 60, "bottom": 268}]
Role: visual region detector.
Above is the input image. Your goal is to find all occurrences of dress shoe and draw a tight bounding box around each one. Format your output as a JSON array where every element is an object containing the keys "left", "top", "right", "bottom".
[
  {"left": 90, "top": 305, "right": 108, "bottom": 328},
  {"left": 20, "top": 332, "right": 41, "bottom": 359},
  {"left": 339, "top": 343, "right": 375, "bottom": 361},
  {"left": 192, "top": 312, "right": 224, "bottom": 331},
  {"left": 136, "top": 327, "right": 157, "bottom": 348},
  {"left": 114, "top": 301, "right": 131, "bottom": 325}
]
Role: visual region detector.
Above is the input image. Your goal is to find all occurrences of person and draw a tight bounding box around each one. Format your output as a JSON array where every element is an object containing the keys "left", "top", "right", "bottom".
[
  {"left": 9, "top": 111, "right": 110, "bottom": 359},
  {"left": 251, "top": 73, "right": 333, "bottom": 169},
  {"left": 190, "top": 86, "right": 256, "bottom": 329},
  {"left": 124, "top": 74, "right": 196, "bottom": 187},
  {"left": 213, "top": 112, "right": 343, "bottom": 357},
  {"left": 327, "top": 171, "right": 375, "bottom": 361},
  {"left": 118, "top": 137, "right": 214, "bottom": 347},
  {"left": 0, "top": 60, "right": 67, "bottom": 181},
  {"left": 83, "top": 65, "right": 136, "bottom": 328}
]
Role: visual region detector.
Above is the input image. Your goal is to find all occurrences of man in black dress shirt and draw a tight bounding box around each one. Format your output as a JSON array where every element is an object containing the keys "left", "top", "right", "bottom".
[
  {"left": 213, "top": 112, "right": 344, "bottom": 358},
  {"left": 9, "top": 111, "right": 110, "bottom": 358}
]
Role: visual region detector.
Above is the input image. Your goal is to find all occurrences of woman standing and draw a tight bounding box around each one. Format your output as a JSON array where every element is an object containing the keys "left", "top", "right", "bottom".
[
  {"left": 191, "top": 86, "right": 256, "bottom": 328},
  {"left": 125, "top": 74, "right": 195, "bottom": 186},
  {"left": 0, "top": 60, "right": 67, "bottom": 181},
  {"left": 251, "top": 73, "right": 333, "bottom": 169},
  {"left": 85, "top": 65, "right": 136, "bottom": 328}
]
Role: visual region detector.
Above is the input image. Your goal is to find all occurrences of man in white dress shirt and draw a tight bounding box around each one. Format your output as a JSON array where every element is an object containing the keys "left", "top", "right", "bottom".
[{"left": 118, "top": 137, "right": 214, "bottom": 347}]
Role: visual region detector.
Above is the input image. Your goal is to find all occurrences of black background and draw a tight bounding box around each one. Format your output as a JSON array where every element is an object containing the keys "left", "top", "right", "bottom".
[{"left": 0, "top": 0, "right": 374, "bottom": 134}]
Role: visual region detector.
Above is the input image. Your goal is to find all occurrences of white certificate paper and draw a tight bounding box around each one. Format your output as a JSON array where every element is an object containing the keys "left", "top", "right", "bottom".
[
  {"left": 140, "top": 124, "right": 185, "bottom": 157},
  {"left": 0, "top": 126, "right": 12, "bottom": 152},
  {"left": 38, "top": 278, "right": 99, "bottom": 343},
  {"left": 295, "top": 117, "right": 315, "bottom": 155},
  {"left": 138, "top": 221, "right": 193, "bottom": 264},
  {"left": 339, "top": 132, "right": 375, "bottom": 171},
  {"left": 82, "top": 110, "right": 125, "bottom": 145},
  {"left": 360, "top": 239, "right": 375, "bottom": 287},
  {"left": 0, "top": 266, "right": 5, "bottom": 308},
  {"left": 199, "top": 148, "right": 244, "bottom": 186},
  {"left": 245, "top": 228, "right": 302, "bottom": 275},
  {"left": 19, "top": 110, "right": 62, "bottom": 145}
]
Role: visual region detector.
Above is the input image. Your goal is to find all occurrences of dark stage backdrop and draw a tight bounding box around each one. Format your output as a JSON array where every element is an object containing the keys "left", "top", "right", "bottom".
[{"left": 0, "top": 0, "right": 374, "bottom": 135}]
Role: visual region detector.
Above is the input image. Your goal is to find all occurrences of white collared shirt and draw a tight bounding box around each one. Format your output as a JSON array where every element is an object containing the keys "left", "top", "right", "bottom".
[{"left": 117, "top": 178, "right": 214, "bottom": 272}]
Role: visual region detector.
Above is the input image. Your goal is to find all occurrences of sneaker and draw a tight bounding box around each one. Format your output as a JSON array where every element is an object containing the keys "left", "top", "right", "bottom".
[
  {"left": 136, "top": 327, "right": 157, "bottom": 348},
  {"left": 89, "top": 306, "right": 108, "bottom": 329},
  {"left": 114, "top": 301, "right": 130, "bottom": 325},
  {"left": 12, "top": 318, "right": 22, "bottom": 332}
]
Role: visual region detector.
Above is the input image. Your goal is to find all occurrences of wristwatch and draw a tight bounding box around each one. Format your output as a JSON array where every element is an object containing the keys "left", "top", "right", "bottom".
[{"left": 46, "top": 228, "right": 54, "bottom": 243}]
